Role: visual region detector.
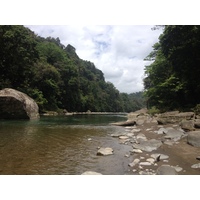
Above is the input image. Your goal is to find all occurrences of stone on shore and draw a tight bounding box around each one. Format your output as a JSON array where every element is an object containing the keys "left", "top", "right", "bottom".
[
  {"left": 128, "top": 158, "right": 140, "bottom": 167},
  {"left": 191, "top": 163, "right": 200, "bottom": 169},
  {"left": 0, "top": 88, "right": 39, "bottom": 120},
  {"left": 187, "top": 131, "right": 200, "bottom": 147},
  {"left": 157, "top": 111, "right": 194, "bottom": 125},
  {"left": 164, "top": 128, "right": 185, "bottom": 141},
  {"left": 156, "top": 165, "right": 178, "bottom": 175},
  {"left": 132, "top": 139, "right": 162, "bottom": 152},
  {"left": 180, "top": 120, "right": 195, "bottom": 131},
  {"left": 81, "top": 171, "right": 102, "bottom": 175},
  {"left": 97, "top": 147, "right": 114, "bottom": 156}
]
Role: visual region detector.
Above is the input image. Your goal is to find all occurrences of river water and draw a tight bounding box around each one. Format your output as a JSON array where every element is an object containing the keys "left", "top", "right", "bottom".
[{"left": 0, "top": 114, "right": 133, "bottom": 175}]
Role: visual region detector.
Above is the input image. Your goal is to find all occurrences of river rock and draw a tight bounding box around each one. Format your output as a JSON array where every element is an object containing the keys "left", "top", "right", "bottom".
[
  {"left": 119, "top": 135, "right": 129, "bottom": 140},
  {"left": 194, "top": 119, "right": 200, "bottom": 128},
  {"left": 151, "top": 153, "right": 169, "bottom": 161},
  {"left": 81, "top": 171, "right": 102, "bottom": 175},
  {"left": 156, "top": 165, "right": 178, "bottom": 175},
  {"left": 164, "top": 128, "right": 185, "bottom": 141},
  {"left": 97, "top": 147, "right": 114, "bottom": 156},
  {"left": 136, "top": 133, "right": 147, "bottom": 141},
  {"left": 128, "top": 158, "right": 140, "bottom": 167},
  {"left": 187, "top": 131, "right": 200, "bottom": 147},
  {"left": 191, "top": 163, "right": 200, "bottom": 168},
  {"left": 180, "top": 120, "right": 195, "bottom": 131},
  {"left": 139, "top": 161, "right": 152, "bottom": 166},
  {"left": 132, "top": 139, "right": 162, "bottom": 152},
  {"left": 0, "top": 88, "right": 39, "bottom": 120},
  {"left": 130, "top": 149, "right": 143, "bottom": 153},
  {"left": 157, "top": 111, "right": 194, "bottom": 125}
]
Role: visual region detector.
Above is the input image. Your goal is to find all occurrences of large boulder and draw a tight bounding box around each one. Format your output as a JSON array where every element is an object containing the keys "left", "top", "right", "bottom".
[
  {"left": 187, "top": 131, "right": 200, "bottom": 147},
  {"left": 0, "top": 88, "right": 39, "bottom": 120}
]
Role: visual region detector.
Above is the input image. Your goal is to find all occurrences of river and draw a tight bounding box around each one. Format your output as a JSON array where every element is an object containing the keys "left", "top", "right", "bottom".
[{"left": 0, "top": 114, "right": 133, "bottom": 175}]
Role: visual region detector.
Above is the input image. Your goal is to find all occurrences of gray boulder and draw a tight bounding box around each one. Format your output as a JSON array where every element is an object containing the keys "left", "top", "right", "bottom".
[
  {"left": 180, "top": 120, "right": 195, "bottom": 131},
  {"left": 164, "top": 128, "right": 185, "bottom": 141},
  {"left": 0, "top": 88, "right": 39, "bottom": 120},
  {"left": 187, "top": 131, "right": 200, "bottom": 147},
  {"left": 157, "top": 111, "right": 194, "bottom": 125},
  {"left": 132, "top": 139, "right": 162, "bottom": 152},
  {"left": 156, "top": 165, "right": 177, "bottom": 175},
  {"left": 194, "top": 119, "right": 200, "bottom": 128}
]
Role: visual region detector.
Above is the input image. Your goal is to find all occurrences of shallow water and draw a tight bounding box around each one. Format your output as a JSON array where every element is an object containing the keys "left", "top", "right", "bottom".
[{"left": 0, "top": 114, "right": 132, "bottom": 175}]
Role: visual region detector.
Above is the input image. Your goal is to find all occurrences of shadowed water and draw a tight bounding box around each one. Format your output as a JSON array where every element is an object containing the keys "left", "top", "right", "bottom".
[{"left": 0, "top": 114, "right": 132, "bottom": 175}]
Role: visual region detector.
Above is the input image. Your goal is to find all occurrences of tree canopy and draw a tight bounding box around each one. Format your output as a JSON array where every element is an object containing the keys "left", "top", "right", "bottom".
[
  {"left": 144, "top": 25, "right": 200, "bottom": 112},
  {"left": 0, "top": 25, "right": 145, "bottom": 113}
]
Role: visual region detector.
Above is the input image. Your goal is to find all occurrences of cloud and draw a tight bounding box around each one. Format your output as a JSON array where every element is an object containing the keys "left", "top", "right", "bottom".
[{"left": 26, "top": 25, "right": 163, "bottom": 93}]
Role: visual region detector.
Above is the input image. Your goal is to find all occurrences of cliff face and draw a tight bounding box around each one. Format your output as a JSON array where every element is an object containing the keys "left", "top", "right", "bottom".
[{"left": 0, "top": 88, "right": 39, "bottom": 120}]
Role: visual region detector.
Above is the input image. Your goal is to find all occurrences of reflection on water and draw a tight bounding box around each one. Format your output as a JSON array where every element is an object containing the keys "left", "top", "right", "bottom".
[{"left": 0, "top": 114, "right": 132, "bottom": 175}]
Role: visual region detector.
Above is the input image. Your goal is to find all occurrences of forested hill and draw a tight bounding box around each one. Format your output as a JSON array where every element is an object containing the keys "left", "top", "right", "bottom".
[
  {"left": 144, "top": 25, "right": 200, "bottom": 112},
  {"left": 0, "top": 25, "right": 145, "bottom": 112}
]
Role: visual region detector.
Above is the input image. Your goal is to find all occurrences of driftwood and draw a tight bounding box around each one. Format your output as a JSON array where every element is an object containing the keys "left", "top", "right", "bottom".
[{"left": 110, "top": 120, "right": 136, "bottom": 126}]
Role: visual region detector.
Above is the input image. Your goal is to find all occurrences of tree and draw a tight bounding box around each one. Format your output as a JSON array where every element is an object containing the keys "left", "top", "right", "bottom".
[{"left": 0, "top": 25, "right": 39, "bottom": 90}]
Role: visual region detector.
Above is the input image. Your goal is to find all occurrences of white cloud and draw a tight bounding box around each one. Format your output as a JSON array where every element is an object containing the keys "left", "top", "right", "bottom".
[{"left": 27, "top": 25, "right": 163, "bottom": 93}]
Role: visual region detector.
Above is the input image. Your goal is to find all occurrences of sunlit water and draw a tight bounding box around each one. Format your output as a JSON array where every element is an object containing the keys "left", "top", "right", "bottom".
[{"left": 0, "top": 114, "right": 133, "bottom": 175}]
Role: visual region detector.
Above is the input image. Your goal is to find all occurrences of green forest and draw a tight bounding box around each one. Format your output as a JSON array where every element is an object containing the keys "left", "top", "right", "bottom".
[
  {"left": 0, "top": 25, "right": 145, "bottom": 113},
  {"left": 144, "top": 25, "right": 200, "bottom": 113}
]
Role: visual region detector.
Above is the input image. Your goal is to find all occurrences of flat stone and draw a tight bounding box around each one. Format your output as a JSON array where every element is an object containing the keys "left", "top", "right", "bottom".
[
  {"left": 97, "top": 147, "right": 114, "bottom": 156},
  {"left": 119, "top": 136, "right": 129, "bottom": 140},
  {"left": 81, "top": 171, "right": 102, "bottom": 175},
  {"left": 139, "top": 162, "right": 152, "bottom": 166},
  {"left": 131, "top": 149, "right": 143, "bottom": 153},
  {"left": 164, "top": 129, "right": 185, "bottom": 141},
  {"left": 173, "top": 166, "right": 183, "bottom": 172},
  {"left": 156, "top": 165, "right": 177, "bottom": 175},
  {"left": 132, "top": 139, "right": 162, "bottom": 152},
  {"left": 191, "top": 163, "right": 200, "bottom": 168}
]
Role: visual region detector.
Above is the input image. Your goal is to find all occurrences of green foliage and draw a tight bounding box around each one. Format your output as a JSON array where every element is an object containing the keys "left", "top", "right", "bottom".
[
  {"left": 0, "top": 25, "right": 145, "bottom": 113},
  {"left": 147, "top": 106, "right": 160, "bottom": 116},
  {"left": 144, "top": 25, "right": 200, "bottom": 111}
]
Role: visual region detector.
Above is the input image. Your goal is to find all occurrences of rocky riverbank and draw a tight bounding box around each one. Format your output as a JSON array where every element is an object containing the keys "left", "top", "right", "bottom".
[{"left": 82, "top": 109, "right": 200, "bottom": 175}]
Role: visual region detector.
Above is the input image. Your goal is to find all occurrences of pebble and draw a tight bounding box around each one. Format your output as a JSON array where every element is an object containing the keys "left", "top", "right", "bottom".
[
  {"left": 81, "top": 171, "right": 102, "bottom": 175},
  {"left": 131, "top": 129, "right": 141, "bottom": 133},
  {"left": 131, "top": 149, "right": 143, "bottom": 153},
  {"left": 146, "top": 158, "right": 155, "bottom": 164},
  {"left": 128, "top": 158, "right": 140, "bottom": 167},
  {"left": 173, "top": 166, "right": 183, "bottom": 172},
  {"left": 119, "top": 136, "right": 129, "bottom": 140},
  {"left": 139, "top": 162, "right": 152, "bottom": 166}
]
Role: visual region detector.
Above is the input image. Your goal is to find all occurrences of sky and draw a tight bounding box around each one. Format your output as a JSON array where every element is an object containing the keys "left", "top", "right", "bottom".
[{"left": 26, "top": 25, "right": 163, "bottom": 93}]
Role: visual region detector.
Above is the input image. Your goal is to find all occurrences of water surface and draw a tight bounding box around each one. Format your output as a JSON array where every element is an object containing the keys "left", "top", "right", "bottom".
[{"left": 0, "top": 114, "right": 132, "bottom": 175}]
